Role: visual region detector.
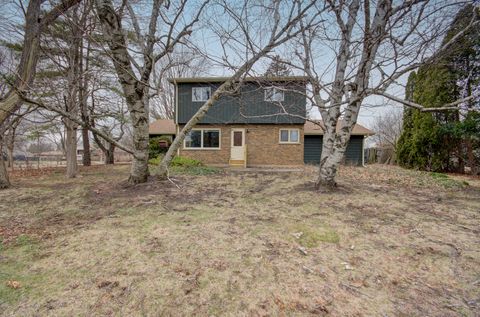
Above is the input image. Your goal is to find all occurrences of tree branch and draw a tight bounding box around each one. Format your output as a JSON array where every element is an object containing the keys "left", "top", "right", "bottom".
[
  {"left": 375, "top": 91, "right": 479, "bottom": 112},
  {"left": 20, "top": 96, "right": 135, "bottom": 155}
]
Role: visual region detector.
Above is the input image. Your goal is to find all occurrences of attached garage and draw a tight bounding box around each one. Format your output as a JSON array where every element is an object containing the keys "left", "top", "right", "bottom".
[
  {"left": 303, "top": 121, "right": 374, "bottom": 166},
  {"left": 304, "top": 135, "right": 365, "bottom": 165}
]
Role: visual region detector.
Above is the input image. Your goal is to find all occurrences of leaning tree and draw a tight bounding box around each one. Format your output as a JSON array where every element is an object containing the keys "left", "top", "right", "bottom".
[{"left": 156, "top": 0, "right": 321, "bottom": 178}]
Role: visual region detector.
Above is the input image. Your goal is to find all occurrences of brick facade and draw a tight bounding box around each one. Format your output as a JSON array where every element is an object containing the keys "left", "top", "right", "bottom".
[{"left": 178, "top": 124, "right": 304, "bottom": 167}]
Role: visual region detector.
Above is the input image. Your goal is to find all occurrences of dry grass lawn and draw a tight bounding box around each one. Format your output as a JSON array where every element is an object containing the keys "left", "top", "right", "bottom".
[{"left": 0, "top": 164, "right": 479, "bottom": 316}]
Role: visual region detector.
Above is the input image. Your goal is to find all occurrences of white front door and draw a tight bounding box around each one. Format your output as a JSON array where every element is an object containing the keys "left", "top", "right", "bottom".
[{"left": 230, "top": 129, "right": 245, "bottom": 161}]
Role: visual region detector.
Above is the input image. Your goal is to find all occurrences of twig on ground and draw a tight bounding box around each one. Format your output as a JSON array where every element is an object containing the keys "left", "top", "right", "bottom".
[
  {"left": 165, "top": 166, "right": 181, "bottom": 190},
  {"left": 339, "top": 283, "right": 373, "bottom": 299}
]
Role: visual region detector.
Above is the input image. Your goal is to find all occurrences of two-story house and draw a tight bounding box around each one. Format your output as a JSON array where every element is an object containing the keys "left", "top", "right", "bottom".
[{"left": 149, "top": 76, "right": 374, "bottom": 167}]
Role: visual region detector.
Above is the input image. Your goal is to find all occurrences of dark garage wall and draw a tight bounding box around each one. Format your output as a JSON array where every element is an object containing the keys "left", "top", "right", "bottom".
[{"left": 304, "top": 135, "right": 364, "bottom": 166}]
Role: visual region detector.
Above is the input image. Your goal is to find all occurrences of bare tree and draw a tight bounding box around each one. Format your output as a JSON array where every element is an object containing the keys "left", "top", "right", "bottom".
[
  {"left": 150, "top": 47, "right": 210, "bottom": 120},
  {"left": 90, "top": 88, "right": 129, "bottom": 164},
  {"left": 0, "top": 0, "right": 82, "bottom": 188},
  {"left": 93, "top": 0, "right": 209, "bottom": 184},
  {"left": 371, "top": 108, "right": 403, "bottom": 163},
  {"left": 2, "top": 107, "right": 36, "bottom": 169},
  {"left": 0, "top": 0, "right": 82, "bottom": 124},
  {"left": 294, "top": 0, "right": 479, "bottom": 188}
]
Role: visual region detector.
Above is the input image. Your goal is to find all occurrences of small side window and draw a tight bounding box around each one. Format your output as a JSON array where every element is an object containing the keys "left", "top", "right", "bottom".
[{"left": 279, "top": 129, "right": 300, "bottom": 144}]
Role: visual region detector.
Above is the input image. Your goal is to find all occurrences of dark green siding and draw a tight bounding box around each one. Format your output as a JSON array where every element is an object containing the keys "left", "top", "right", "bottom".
[
  {"left": 176, "top": 82, "right": 306, "bottom": 124},
  {"left": 304, "top": 135, "right": 364, "bottom": 166}
]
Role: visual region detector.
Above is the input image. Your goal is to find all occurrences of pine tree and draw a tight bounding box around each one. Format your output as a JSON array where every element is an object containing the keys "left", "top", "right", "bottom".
[{"left": 396, "top": 4, "right": 480, "bottom": 173}]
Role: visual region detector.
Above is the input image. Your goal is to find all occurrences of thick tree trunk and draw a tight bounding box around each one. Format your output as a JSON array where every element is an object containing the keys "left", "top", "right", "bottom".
[
  {"left": 65, "top": 124, "right": 77, "bottom": 178},
  {"left": 82, "top": 128, "right": 91, "bottom": 166},
  {"left": 128, "top": 103, "right": 149, "bottom": 184},
  {"left": 95, "top": 0, "right": 150, "bottom": 184},
  {"left": 315, "top": 127, "right": 351, "bottom": 189},
  {"left": 0, "top": 156, "right": 9, "bottom": 189},
  {"left": 0, "top": 0, "right": 41, "bottom": 125},
  {"left": 313, "top": 0, "right": 391, "bottom": 190}
]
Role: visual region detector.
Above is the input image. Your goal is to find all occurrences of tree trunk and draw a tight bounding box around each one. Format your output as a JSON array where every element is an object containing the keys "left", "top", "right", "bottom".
[
  {"left": 466, "top": 139, "right": 477, "bottom": 175},
  {"left": 7, "top": 143, "right": 14, "bottom": 170},
  {"left": 82, "top": 127, "right": 91, "bottom": 166},
  {"left": 0, "top": 142, "right": 10, "bottom": 189},
  {"left": 0, "top": 158, "right": 9, "bottom": 189},
  {"left": 65, "top": 123, "right": 77, "bottom": 178},
  {"left": 128, "top": 103, "right": 149, "bottom": 184},
  {"left": 314, "top": 126, "right": 352, "bottom": 189},
  {"left": 95, "top": 1, "right": 150, "bottom": 184},
  {"left": 0, "top": 0, "right": 41, "bottom": 125},
  {"left": 105, "top": 143, "right": 115, "bottom": 164}
]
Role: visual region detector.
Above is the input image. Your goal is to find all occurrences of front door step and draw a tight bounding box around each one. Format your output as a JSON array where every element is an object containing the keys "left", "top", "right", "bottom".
[{"left": 229, "top": 159, "right": 245, "bottom": 167}]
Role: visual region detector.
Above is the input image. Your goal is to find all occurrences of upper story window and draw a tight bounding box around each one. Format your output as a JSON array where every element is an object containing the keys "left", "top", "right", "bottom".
[
  {"left": 264, "top": 87, "right": 284, "bottom": 102},
  {"left": 192, "top": 87, "right": 211, "bottom": 102}
]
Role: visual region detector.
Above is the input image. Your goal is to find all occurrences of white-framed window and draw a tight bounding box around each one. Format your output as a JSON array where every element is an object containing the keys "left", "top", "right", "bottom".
[
  {"left": 192, "top": 87, "right": 211, "bottom": 102},
  {"left": 184, "top": 129, "right": 220, "bottom": 149},
  {"left": 264, "top": 87, "right": 285, "bottom": 102},
  {"left": 279, "top": 129, "right": 299, "bottom": 144}
]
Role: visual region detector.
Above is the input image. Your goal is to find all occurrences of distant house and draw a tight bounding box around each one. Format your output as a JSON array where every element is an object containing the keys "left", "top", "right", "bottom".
[{"left": 149, "top": 76, "right": 373, "bottom": 167}]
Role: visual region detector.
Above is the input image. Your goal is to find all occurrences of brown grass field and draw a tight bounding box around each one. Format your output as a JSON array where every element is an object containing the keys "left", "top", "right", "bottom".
[{"left": 0, "top": 164, "right": 479, "bottom": 316}]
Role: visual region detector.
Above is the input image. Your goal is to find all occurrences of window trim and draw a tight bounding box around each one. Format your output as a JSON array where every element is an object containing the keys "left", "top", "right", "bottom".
[
  {"left": 183, "top": 128, "right": 221, "bottom": 150},
  {"left": 279, "top": 128, "right": 300, "bottom": 144},
  {"left": 192, "top": 87, "right": 211, "bottom": 102},
  {"left": 264, "top": 87, "right": 285, "bottom": 102}
]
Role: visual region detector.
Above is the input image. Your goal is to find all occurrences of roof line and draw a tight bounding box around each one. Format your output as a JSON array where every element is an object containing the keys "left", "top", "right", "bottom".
[{"left": 168, "top": 76, "right": 309, "bottom": 83}]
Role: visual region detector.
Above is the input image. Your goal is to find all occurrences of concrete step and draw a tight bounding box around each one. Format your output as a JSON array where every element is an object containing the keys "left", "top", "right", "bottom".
[{"left": 229, "top": 159, "right": 246, "bottom": 167}]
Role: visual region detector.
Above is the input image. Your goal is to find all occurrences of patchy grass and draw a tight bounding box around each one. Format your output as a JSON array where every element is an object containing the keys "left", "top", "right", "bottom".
[
  {"left": 290, "top": 224, "right": 340, "bottom": 247},
  {"left": 0, "top": 164, "right": 479, "bottom": 316},
  {"left": 430, "top": 171, "right": 470, "bottom": 188},
  {"left": 168, "top": 165, "right": 222, "bottom": 176},
  {"left": 148, "top": 155, "right": 222, "bottom": 176}
]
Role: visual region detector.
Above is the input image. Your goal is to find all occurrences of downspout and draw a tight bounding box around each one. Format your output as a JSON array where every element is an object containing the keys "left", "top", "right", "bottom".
[
  {"left": 362, "top": 135, "right": 366, "bottom": 167},
  {"left": 174, "top": 79, "right": 180, "bottom": 157}
]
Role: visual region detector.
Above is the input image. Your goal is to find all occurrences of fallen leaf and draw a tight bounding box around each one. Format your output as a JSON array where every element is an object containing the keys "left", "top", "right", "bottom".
[{"left": 6, "top": 280, "right": 21, "bottom": 289}]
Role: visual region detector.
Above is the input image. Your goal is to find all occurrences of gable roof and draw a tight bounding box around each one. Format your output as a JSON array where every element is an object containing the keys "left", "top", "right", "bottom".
[
  {"left": 168, "top": 76, "right": 308, "bottom": 84},
  {"left": 304, "top": 121, "right": 374, "bottom": 136},
  {"left": 149, "top": 119, "right": 176, "bottom": 135},
  {"left": 148, "top": 119, "right": 374, "bottom": 136}
]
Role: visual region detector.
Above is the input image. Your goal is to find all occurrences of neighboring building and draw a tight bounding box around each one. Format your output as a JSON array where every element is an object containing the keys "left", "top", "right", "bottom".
[{"left": 149, "top": 76, "right": 373, "bottom": 167}]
